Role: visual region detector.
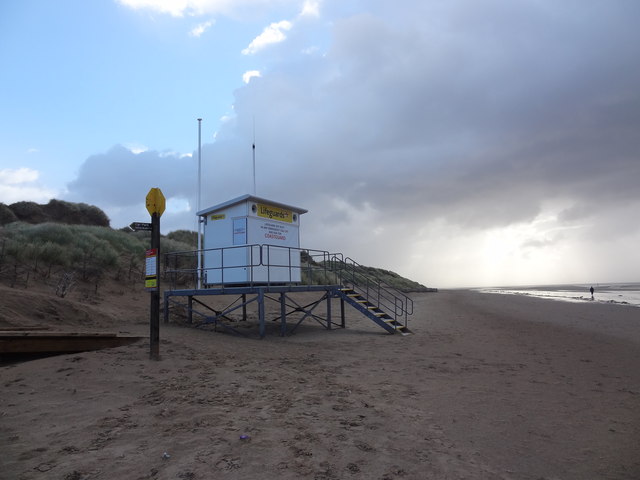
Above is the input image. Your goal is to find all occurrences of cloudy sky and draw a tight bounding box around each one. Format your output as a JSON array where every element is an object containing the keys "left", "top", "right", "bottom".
[{"left": 1, "top": 0, "right": 639, "bottom": 288}]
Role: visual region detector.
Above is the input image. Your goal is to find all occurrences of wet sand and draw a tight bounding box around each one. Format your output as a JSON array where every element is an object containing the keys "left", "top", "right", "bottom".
[{"left": 2, "top": 289, "right": 639, "bottom": 479}]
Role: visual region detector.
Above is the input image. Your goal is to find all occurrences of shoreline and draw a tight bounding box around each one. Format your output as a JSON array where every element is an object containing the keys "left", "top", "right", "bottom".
[
  {"left": 463, "top": 288, "right": 640, "bottom": 345},
  {"left": 475, "top": 284, "right": 640, "bottom": 309}
]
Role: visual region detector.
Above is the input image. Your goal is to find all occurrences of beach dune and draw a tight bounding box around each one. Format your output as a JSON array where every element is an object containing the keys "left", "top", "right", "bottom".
[{"left": 2, "top": 289, "right": 639, "bottom": 479}]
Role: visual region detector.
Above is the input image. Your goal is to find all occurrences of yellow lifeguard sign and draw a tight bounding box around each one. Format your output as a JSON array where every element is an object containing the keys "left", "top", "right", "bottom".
[
  {"left": 146, "top": 187, "right": 166, "bottom": 217},
  {"left": 144, "top": 187, "right": 165, "bottom": 360}
]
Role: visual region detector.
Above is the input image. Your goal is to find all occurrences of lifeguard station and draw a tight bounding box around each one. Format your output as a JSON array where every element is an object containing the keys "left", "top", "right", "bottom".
[
  {"left": 199, "top": 195, "right": 306, "bottom": 286},
  {"left": 163, "top": 195, "right": 413, "bottom": 337}
]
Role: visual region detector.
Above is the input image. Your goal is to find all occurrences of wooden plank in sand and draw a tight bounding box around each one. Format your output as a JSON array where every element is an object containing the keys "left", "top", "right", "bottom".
[
  {"left": 0, "top": 332, "right": 144, "bottom": 354},
  {"left": 0, "top": 326, "right": 52, "bottom": 331}
]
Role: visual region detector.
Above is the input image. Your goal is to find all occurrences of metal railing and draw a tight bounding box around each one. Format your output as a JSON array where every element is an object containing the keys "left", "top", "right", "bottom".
[
  {"left": 164, "top": 244, "right": 413, "bottom": 325},
  {"left": 164, "top": 245, "right": 343, "bottom": 290}
]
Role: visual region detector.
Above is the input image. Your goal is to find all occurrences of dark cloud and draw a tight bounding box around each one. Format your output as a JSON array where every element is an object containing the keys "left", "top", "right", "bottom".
[
  {"left": 66, "top": 145, "right": 195, "bottom": 207},
  {"left": 229, "top": 0, "right": 640, "bottom": 230}
]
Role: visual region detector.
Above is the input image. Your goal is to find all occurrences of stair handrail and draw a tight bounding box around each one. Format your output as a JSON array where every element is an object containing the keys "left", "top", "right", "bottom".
[{"left": 327, "top": 256, "right": 413, "bottom": 326}]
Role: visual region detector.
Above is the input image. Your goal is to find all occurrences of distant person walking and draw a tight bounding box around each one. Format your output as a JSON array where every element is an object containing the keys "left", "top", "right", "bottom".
[{"left": 590, "top": 286, "right": 594, "bottom": 299}]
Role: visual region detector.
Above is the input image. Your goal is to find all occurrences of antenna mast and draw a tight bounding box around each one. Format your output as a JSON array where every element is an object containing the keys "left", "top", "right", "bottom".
[{"left": 252, "top": 117, "right": 256, "bottom": 195}]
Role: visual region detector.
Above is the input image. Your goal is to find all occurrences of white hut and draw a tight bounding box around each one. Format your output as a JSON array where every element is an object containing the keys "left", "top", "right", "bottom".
[{"left": 197, "top": 195, "right": 307, "bottom": 285}]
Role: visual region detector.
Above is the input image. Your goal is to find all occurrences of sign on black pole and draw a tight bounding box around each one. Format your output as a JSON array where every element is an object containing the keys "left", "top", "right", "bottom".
[
  {"left": 145, "top": 187, "right": 165, "bottom": 360},
  {"left": 131, "top": 222, "right": 153, "bottom": 232}
]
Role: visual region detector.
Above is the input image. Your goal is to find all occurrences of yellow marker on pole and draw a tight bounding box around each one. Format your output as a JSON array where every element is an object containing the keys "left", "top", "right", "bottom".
[
  {"left": 146, "top": 187, "right": 166, "bottom": 217},
  {"left": 146, "top": 187, "right": 164, "bottom": 360}
]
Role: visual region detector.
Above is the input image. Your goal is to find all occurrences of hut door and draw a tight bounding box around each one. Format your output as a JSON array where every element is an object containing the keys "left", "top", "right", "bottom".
[{"left": 233, "top": 218, "right": 247, "bottom": 245}]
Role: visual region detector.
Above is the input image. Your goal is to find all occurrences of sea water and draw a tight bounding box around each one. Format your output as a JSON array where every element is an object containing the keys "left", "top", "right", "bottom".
[{"left": 479, "top": 283, "right": 640, "bottom": 308}]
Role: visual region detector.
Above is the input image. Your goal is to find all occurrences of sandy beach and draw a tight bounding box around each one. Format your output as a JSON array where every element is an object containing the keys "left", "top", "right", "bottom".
[{"left": 2, "top": 287, "right": 639, "bottom": 480}]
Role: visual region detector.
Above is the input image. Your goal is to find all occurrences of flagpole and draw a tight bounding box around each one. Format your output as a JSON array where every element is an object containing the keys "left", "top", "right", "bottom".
[{"left": 197, "top": 118, "right": 202, "bottom": 289}]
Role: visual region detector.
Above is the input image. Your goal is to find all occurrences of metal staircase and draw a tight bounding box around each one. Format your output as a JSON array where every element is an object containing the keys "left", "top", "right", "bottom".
[{"left": 328, "top": 256, "right": 413, "bottom": 335}]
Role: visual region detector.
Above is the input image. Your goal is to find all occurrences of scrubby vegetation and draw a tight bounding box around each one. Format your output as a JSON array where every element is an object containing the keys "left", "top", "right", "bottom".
[
  {"left": 166, "top": 230, "right": 198, "bottom": 248},
  {"left": 345, "top": 265, "right": 431, "bottom": 293},
  {"left": 1, "top": 200, "right": 109, "bottom": 227},
  {"left": 0, "top": 221, "right": 193, "bottom": 295},
  {"left": 0, "top": 203, "right": 18, "bottom": 225},
  {"left": 301, "top": 251, "right": 432, "bottom": 293}
]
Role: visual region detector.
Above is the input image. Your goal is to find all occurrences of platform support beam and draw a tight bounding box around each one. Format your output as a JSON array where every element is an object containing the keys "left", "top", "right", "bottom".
[
  {"left": 242, "top": 294, "right": 247, "bottom": 321},
  {"left": 280, "top": 292, "right": 287, "bottom": 337},
  {"left": 258, "top": 289, "right": 266, "bottom": 338}
]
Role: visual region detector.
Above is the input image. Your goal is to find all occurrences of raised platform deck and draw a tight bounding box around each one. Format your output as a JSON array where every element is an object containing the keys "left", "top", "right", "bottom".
[{"left": 164, "top": 284, "right": 346, "bottom": 338}]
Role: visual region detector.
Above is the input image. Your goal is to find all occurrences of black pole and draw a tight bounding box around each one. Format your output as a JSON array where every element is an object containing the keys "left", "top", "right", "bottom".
[{"left": 150, "top": 212, "right": 160, "bottom": 360}]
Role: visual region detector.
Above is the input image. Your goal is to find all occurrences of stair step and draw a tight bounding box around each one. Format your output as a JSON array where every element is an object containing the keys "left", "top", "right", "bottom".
[
  {"left": 384, "top": 320, "right": 405, "bottom": 326},
  {"left": 390, "top": 323, "right": 410, "bottom": 333}
]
